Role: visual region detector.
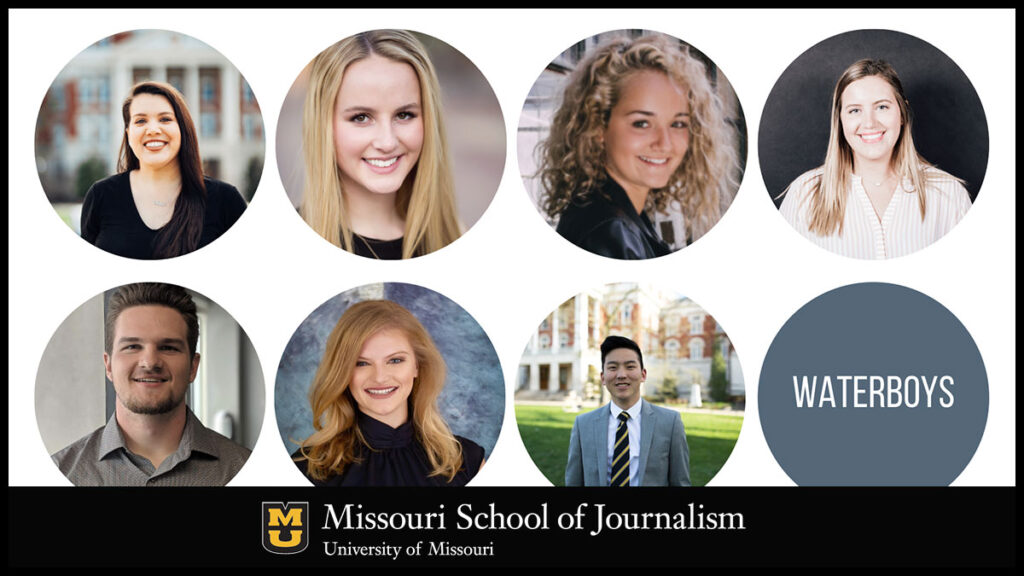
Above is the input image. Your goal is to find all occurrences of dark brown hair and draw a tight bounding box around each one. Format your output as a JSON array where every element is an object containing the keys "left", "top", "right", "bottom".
[
  {"left": 104, "top": 283, "right": 199, "bottom": 356},
  {"left": 119, "top": 81, "right": 207, "bottom": 258}
]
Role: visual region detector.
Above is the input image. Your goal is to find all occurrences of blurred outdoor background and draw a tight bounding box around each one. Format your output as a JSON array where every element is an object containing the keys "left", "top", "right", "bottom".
[{"left": 35, "top": 29, "right": 266, "bottom": 234}]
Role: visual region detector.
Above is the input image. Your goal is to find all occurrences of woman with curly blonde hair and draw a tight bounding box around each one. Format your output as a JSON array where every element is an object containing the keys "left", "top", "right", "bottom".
[
  {"left": 293, "top": 300, "right": 483, "bottom": 486},
  {"left": 301, "top": 30, "right": 461, "bottom": 259},
  {"left": 778, "top": 58, "right": 971, "bottom": 259},
  {"left": 536, "top": 33, "right": 740, "bottom": 259}
]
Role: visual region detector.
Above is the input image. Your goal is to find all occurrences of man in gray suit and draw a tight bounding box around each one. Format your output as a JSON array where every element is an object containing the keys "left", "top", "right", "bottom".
[{"left": 565, "top": 335, "right": 690, "bottom": 486}]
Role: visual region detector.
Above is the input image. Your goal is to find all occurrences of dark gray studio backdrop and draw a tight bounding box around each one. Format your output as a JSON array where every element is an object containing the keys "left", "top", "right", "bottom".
[
  {"left": 274, "top": 283, "right": 505, "bottom": 462},
  {"left": 759, "top": 29, "right": 988, "bottom": 206}
]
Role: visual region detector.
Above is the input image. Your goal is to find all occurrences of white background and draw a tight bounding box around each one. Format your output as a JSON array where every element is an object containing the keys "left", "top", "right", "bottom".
[{"left": 9, "top": 9, "right": 1015, "bottom": 487}]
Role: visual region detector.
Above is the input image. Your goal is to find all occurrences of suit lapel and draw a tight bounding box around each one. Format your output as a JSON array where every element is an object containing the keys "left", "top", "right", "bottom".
[
  {"left": 592, "top": 404, "right": 611, "bottom": 486},
  {"left": 638, "top": 400, "right": 656, "bottom": 486}
]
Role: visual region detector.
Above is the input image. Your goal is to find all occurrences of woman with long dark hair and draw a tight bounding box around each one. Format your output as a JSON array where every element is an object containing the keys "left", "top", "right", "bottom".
[{"left": 80, "top": 81, "right": 246, "bottom": 259}]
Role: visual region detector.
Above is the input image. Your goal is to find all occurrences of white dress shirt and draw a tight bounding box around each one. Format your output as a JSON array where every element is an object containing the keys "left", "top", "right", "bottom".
[
  {"left": 779, "top": 166, "right": 972, "bottom": 259},
  {"left": 607, "top": 400, "right": 642, "bottom": 486}
]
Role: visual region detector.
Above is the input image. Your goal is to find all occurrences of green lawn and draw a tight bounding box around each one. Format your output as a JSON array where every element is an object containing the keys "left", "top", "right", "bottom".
[{"left": 515, "top": 404, "right": 743, "bottom": 486}]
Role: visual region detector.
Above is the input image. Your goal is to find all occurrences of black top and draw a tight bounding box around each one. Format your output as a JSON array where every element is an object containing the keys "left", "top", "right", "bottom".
[
  {"left": 352, "top": 234, "right": 404, "bottom": 260},
  {"left": 80, "top": 172, "right": 247, "bottom": 260},
  {"left": 554, "top": 177, "right": 672, "bottom": 260},
  {"left": 293, "top": 411, "right": 485, "bottom": 487}
]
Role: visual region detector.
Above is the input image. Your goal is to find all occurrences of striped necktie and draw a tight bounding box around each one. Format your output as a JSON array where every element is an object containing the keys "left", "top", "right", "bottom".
[{"left": 611, "top": 412, "right": 630, "bottom": 487}]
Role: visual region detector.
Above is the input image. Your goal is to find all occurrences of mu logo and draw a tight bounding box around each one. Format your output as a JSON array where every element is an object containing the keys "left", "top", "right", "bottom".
[{"left": 262, "top": 502, "right": 309, "bottom": 554}]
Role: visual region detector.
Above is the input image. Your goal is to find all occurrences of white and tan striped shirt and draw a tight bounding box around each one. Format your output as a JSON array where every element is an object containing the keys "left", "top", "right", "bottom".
[{"left": 779, "top": 166, "right": 972, "bottom": 259}]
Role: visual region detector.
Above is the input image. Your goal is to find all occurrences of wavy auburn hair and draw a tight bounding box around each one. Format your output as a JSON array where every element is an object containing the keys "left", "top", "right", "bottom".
[
  {"left": 295, "top": 300, "right": 465, "bottom": 483},
  {"left": 118, "top": 81, "right": 207, "bottom": 258},
  {"left": 301, "top": 30, "right": 461, "bottom": 258},
  {"left": 537, "top": 33, "right": 740, "bottom": 241},
  {"left": 789, "top": 58, "right": 956, "bottom": 236}
]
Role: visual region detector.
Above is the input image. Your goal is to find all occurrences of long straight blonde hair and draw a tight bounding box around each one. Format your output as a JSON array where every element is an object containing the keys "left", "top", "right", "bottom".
[
  {"left": 795, "top": 59, "right": 951, "bottom": 236},
  {"left": 296, "top": 300, "right": 464, "bottom": 483},
  {"left": 301, "top": 30, "right": 461, "bottom": 258}
]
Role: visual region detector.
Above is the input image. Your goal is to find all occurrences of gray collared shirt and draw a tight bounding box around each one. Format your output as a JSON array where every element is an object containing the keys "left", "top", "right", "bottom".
[{"left": 51, "top": 408, "right": 251, "bottom": 486}]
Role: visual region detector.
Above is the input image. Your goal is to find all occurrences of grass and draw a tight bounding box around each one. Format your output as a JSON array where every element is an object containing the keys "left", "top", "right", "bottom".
[{"left": 515, "top": 404, "right": 743, "bottom": 487}]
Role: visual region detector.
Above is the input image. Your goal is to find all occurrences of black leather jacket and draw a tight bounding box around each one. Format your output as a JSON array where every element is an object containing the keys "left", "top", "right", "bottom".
[{"left": 554, "top": 178, "right": 672, "bottom": 260}]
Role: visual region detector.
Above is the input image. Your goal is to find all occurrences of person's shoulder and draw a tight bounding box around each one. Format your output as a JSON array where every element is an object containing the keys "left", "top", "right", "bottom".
[
  {"left": 85, "top": 172, "right": 129, "bottom": 196},
  {"left": 643, "top": 402, "right": 685, "bottom": 437},
  {"left": 195, "top": 424, "right": 252, "bottom": 464},
  {"left": 456, "top": 435, "right": 483, "bottom": 452},
  {"left": 786, "top": 167, "right": 824, "bottom": 194},
  {"left": 290, "top": 449, "right": 311, "bottom": 475},
  {"left": 919, "top": 165, "right": 969, "bottom": 197},
  {"left": 202, "top": 177, "right": 245, "bottom": 200},
  {"left": 50, "top": 426, "right": 106, "bottom": 474},
  {"left": 644, "top": 400, "right": 679, "bottom": 418},
  {"left": 558, "top": 196, "right": 623, "bottom": 233},
  {"left": 290, "top": 449, "right": 338, "bottom": 486},
  {"left": 456, "top": 435, "right": 485, "bottom": 462},
  {"left": 561, "top": 207, "right": 644, "bottom": 258},
  {"left": 201, "top": 177, "right": 248, "bottom": 223},
  {"left": 575, "top": 404, "right": 608, "bottom": 424}
]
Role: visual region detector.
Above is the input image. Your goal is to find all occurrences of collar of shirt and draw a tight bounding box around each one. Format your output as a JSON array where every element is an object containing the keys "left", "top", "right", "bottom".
[
  {"left": 95, "top": 407, "right": 224, "bottom": 467},
  {"left": 609, "top": 398, "right": 643, "bottom": 424}
]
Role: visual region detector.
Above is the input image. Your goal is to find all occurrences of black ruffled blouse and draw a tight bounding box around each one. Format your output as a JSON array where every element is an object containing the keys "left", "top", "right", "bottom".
[{"left": 295, "top": 411, "right": 484, "bottom": 487}]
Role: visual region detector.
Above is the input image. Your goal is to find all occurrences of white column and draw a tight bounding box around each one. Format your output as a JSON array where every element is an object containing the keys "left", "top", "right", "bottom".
[
  {"left": 551, "top": 305, "right": 560, "bottom": 353},
  {"left": 572, "top": 357, "right": 582, "bottom": 395},
  {"left": 574, "top": 295, "right": 586, "bottom": 350},
  {"left": 110, "top": 64, "right": 133, "bottom": 171},
  {"left": 529, "top": 363, "right": 540, "bottom": 391},
  {"left": 185, "top": 66, "right": 201, "bottom": 123},
  {"left": 547, "top": 362, "right": 559, "bottom": 391},
  {"left": 221, "top": 67, "right": 241, "bottom": 185}
]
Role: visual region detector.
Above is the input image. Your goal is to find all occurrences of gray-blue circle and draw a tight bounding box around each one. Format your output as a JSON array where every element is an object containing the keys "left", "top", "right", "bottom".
[{"left": 759, "top": 282, "right": 987, "bottom": 486}]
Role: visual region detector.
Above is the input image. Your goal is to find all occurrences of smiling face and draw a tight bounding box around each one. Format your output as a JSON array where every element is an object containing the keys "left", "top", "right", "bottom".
[
  {"left": 333, "top": 55, "right": 424, "bottom": 201},
  {"left": 105, "top": 305, "right": 198, "bottom": 416},
  {"left": 349, "top": 328, "right": 419, "bottom": 428},
  {"left": 602, "top": 347, "right": 646, "bottom": 410},
  {"left": 602, "top": 70, "right": 690, "bottom": 204},
  {"left": 839, "top": 75, "right": 903, "bottom": 169},
  {"left": 126, "top": 93, "right": 182, "bottom": 172}
]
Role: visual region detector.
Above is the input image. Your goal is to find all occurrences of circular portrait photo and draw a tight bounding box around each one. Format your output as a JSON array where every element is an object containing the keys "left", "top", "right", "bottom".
[
  {"left": 514, "top": 282, "right": 745, "bottom": 486},
  {"left": 275, "top": 282, "right": 504, "bottom": 486},
  {"left": 277, "top": 29, "right": 506, "bottom": 260},
  {"left": 518, "top": 29, "right": 747, "bottom": 260},
  {"left": 36, "top": 282, "right": 265, "bottom": 486},
  {"left": 760, "top": 29, "right": 987, "bottom": 260},
  {"left": 35, "top": 29, "right": 264, "bottom": 260}
]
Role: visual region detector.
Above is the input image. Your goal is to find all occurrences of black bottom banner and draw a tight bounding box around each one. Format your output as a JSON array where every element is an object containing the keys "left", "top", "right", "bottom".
[{"left": 7, "top": 486, "right": 1016, "bottom": 568}]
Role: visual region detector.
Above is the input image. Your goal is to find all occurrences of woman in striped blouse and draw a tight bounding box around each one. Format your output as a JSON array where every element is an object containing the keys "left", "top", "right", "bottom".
[{"left": 778, "top": 59, "right": 972, "bottom": 259}]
